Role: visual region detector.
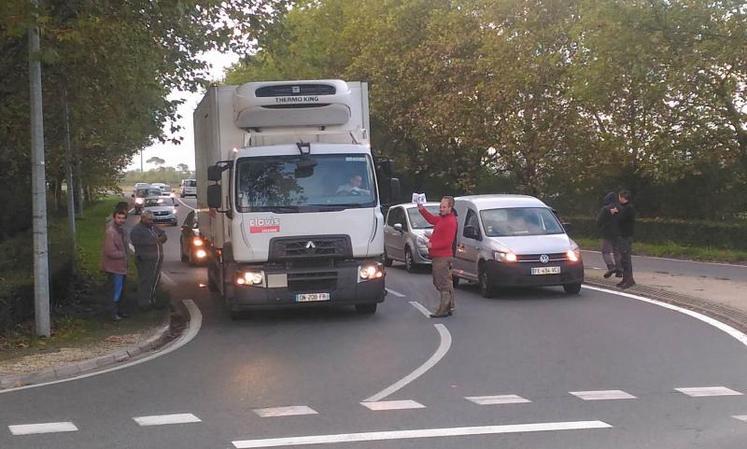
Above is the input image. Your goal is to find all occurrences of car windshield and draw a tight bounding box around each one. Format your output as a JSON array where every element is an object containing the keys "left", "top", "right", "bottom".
[
  {"left": 235, "top": 154, "right": 377, "bottom": 213},
  {"left": 144, "top": 198, "right": 171, "bottom": 207},
  {"left": 136, "top": 188, "right": 161, "bottom": 198},
  {"left": 186, "top": 180, "right": 196, "bottom": 187},
  {"left": 480, "top": 207, "right": 564, "bottom": 237},
  {"left": 407, "top": 206, "right": 440, "bottom": 229}
]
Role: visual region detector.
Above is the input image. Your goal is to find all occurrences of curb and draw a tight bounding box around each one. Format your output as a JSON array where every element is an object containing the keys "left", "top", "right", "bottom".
[
  {"left": 0, "top": 318, "right": 173, "bottom": 391},
  {"left": 584, "top": 275, "right": 747, "bottom": 335}
]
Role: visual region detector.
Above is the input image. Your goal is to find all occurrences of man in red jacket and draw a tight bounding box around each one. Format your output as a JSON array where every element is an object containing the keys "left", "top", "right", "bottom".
[{"left": 418, "top": 196, "right": 458, "bottom": 318}]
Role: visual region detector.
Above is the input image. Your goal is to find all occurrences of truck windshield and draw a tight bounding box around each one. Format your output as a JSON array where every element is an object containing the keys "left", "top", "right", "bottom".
[{"left": 235, "top": 154, "right": 377, "bottom": 213}]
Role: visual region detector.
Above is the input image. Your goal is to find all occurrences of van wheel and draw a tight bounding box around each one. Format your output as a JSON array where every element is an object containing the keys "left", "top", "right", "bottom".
[
  {"left": 479, "top": 269, "right": 495, "bottom": 298},
  {"left": 383, "top": 251, "right": 393, "bottom": 267},
  {"left": 404, "top": 247, "right": 416, "bottom": 273},
  {"left": 355, "top": 303, "right": 377, "bottom": 315},
  {"left": 452, "top": 276, "right": 460, "bottom": 288},
  {"left": 563, "top": 282, "right": 582, "bottom": 294}
]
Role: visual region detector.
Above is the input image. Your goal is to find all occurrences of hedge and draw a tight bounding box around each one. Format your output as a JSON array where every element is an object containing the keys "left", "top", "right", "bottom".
[{"left": 565, "top": 216, "right": 747, "bottom": 251}]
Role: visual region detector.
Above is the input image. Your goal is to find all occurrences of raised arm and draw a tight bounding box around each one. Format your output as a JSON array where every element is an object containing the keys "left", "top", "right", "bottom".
[{"left": 418, "top": 204, "right": 439, "bottom": 226}]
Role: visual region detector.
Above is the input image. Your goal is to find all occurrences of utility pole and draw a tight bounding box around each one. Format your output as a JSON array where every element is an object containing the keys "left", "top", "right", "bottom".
[
  {"left": 140, "top": 149, "right": 144, "bottom": 172},
  {"left": 29, "top": 0, "right": 51, "bottom": 337},
  {"left": 63, "top": 86, "right": 77, "bottom": 274}
]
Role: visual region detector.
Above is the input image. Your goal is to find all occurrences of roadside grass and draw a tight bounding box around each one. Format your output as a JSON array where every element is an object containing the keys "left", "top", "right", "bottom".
[{"left": 574, "top": 237, "right": 747, "bottom": 264}]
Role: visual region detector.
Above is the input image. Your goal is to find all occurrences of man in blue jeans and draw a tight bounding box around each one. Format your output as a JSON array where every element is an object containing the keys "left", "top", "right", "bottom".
[{"left": 101, "top": 209, "right": 129, "bottom": 320}]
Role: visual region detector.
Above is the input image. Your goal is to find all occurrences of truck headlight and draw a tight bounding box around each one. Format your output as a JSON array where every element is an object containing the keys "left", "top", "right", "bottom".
[
  {"left": 358, "top": 262, "right": 384, "bottom": 282},
  {"left": 494, "top": 251, "right": 518, "bottom": 263},
  {"left": 236, "top": 270, "right": 264, "bottom": 286},
  {"left": 195, "top": 249, "right": 207, "bottom": 259},
  {"left": 192, "top": 237, "right": 204, "bottom": 247}
]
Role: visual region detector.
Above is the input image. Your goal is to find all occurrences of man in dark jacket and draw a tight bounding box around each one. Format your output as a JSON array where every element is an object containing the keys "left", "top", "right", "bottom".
[
  {"left": 418, "top": 196, "right": 458, "bottom": 318},
  {"left": 596, "top": 192, "right": 622, "bottom": 279},
  {"left": 130, "top": 211, "right": 167, "bottom": 310},
  {"left": 614, "top": 190, "right": 636, "bottom": 289}
]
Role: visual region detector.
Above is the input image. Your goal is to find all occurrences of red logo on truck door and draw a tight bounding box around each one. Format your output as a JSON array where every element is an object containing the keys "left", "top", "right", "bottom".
[{"left": 249, "top": 217, "right": 280, "bottom": 234}]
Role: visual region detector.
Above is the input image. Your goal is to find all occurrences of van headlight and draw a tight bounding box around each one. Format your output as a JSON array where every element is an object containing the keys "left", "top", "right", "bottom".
[
  {"left": 236, "top": 270, "right": 264, "bottom": 286},
  {"left": 494, "top": 251, "right": 518, "bottom": 263},
  {"left": 358, "top": 262, "right": 384, "bottom": 282},
  {"left": 566, "top": 243, "right": 581, "bottom": 262}
]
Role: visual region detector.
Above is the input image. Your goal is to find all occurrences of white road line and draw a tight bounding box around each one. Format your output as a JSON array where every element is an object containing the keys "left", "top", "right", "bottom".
[
  {"left": 570, "top": 390, "right": 637, "bottom": 401},
  {"left": 581, "top": 250, "right": 747, "bottom": 268},
  {"left": 364, "top": 322, "right": 451, "bottom": 402},
  {"left": 1, "top": 299, "right": 203, "bottom": 394},
  {"left": 733, "top": 415, "right": 747, "bottom": 422},
  {"left": 133, "top": 413, "right": 201, "bottom": 426},
  {"left": 253, "top": 406, "right": 318, "bottom": 418},
  {"left": 177, "top": 198, "right": 196, "bottom": 210},
  {"left": 675, "top": 386, "right": 743, "bottom": 397},
  {"left": 361, "top": 400, "right": 426, "bottom": 411},
  {"left": 466, "top": 394, "right": 531, "bottom": 405},
  {"left": 386, "top": 288, "right": 406, "bottom": 298},
  {"left": 231, "top": 420, "right": 612, "bottom": 448},
  {"left": 9, "top": 422, "right": 78, "bottom": 436},
  {"left": 409, "top": 301, "right": 431, "bottom": 317},
  {"left": 582, "top": 285, "right": 747, "bottom": 348},
  {"left": 161, "top": 272, "right": 176, "bottom": 286}
]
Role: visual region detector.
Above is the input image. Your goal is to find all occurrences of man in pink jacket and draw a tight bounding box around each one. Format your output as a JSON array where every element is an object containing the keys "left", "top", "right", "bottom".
[
  {"left": 101, "top": 209, "right": 129, "bottom": 320},
  {"left": 418, "top": 196, "right": 458, "bottom": 318}
]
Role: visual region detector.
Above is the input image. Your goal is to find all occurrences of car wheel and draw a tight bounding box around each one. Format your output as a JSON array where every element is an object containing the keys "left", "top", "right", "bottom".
[
  {"left": 563, "top": 282, "right": 582, "bottom": 295},
  {"left": 355, "top": 303, "right": 377, "bottom": 314},
  {"left": 383, "top": 250, "right": 393, "bottom": 267},
  {"left": 479, "top": 268, "right": 495, "bottom": 298},
  {"left": 405, "top": 247, "right": 416, "bottom": 273}
]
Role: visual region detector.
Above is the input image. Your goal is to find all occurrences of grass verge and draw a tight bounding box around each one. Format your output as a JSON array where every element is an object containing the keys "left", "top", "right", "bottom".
[{"left": 574, "top": 237, "right": 747, "bottom": 264}]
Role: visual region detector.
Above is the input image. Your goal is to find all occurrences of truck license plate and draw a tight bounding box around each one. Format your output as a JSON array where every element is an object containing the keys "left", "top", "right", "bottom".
[
  {"left": 296, "top": 292, "right": 330, "bottom": 302},
  {"left": 531, "top": 266, "right": 561, "bottom": 275}
]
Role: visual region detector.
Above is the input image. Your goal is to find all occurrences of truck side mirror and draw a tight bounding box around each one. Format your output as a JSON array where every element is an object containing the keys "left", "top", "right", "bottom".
[
  {"left": 389, "top": 178, "right": 401, "bottom": 202},
  {"left": 208, "top": 165, "right": 223, "bottom": 182},
  {"left": 207, "top": 184, "right": 222, "bottom": 209}
]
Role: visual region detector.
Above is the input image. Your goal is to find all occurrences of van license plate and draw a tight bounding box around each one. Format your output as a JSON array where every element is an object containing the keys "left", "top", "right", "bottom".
[
  {"left": 531, "top": 266, "right": 561, "bottom": 275},
  {"left": 296, "top": 293, "right": 330, "bottom": 302}
]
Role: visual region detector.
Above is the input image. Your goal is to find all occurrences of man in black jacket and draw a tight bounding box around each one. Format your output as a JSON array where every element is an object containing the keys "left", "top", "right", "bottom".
[
  {"left": 596, "top": 192, "right": 622, "bottom": 278},
  {"left": 614, "top": 190, "right": 636, "bottom": 289},
  {"left": 130, "top": 211, "right": 167, "bottom": 310}
]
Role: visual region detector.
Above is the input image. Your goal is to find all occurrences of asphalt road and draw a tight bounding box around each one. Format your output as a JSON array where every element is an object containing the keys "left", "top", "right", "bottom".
[{"left": 1, "top": 198, "right": 745, "bottom": 449}]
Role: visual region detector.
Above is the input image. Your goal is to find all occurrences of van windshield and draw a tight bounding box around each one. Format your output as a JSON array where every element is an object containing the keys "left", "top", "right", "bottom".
[{"left": 480, "top": 207, "right": 564, "bottom": 237}]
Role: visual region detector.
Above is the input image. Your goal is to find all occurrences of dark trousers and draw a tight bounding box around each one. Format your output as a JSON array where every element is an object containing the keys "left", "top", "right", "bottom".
[
  {"left": 601, "top": 238, "right": 621, "bottom": 271},
  {"left": 431, "top": 257, "right": 454, "bottom": 314},
  {"left": 615, "top": 237, "right": 634, "bottom": 281},
  {"left": 136, "top": 257, "right": 161, "bottom": 308}
]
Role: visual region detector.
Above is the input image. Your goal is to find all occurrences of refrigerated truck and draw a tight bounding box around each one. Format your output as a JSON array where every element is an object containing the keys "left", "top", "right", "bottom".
[{"left": 194, "top": 80, "right": 399, "bottom": 316}]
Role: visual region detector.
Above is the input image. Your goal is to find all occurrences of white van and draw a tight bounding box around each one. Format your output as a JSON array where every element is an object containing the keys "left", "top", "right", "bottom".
[
  {"left": 180, "top": 178, "right": 197, "bottom": 197},
  {"left": 452, "top": 195, "right": 583, "bottom": 296}
]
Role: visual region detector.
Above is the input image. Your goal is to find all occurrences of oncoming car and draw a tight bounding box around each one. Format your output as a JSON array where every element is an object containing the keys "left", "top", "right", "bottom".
[
  {"left": 131, "top": 186, "right": 161, "bottom": 215},
  {"left": 142, "top": 197, "right": 178, "bottom": 226},
  {"left": 383, "top": 202, "right": 440, "bottom": 272}
]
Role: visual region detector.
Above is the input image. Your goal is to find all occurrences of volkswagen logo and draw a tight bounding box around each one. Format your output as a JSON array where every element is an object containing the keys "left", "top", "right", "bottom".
[
  {"left": 305, "top": 241, "right": 316, "bottom": 250},
  {"left": 539, "top": 254, "right": 550, "bottom": 264}
]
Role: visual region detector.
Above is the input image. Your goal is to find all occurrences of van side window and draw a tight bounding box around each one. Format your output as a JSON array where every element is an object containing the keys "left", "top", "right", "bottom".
[{"left": 463, "top": 209, "right": 481, "bottom": 239}]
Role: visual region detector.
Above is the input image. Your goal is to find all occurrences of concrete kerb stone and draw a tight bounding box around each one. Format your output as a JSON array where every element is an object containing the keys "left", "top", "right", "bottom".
[{"left": 0, "top": 314, "right": 176, "bottom": 390}]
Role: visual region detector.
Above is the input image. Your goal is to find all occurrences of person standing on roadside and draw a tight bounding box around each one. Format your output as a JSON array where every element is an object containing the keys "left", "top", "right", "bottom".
[
  {"left": 596, "top": 192, "right": 622, "bottom": 279},
  {"left": 418, "top": 196, "right": 458, "bottom": 318},
  {"left": 130, "top": 210, "right": 167, "bottom": 310},
  {"left": 614, "top": 190, "right": 636, "bottom": 289},
  {"left": 101, "top": 209, "right": 130, "bottom": 321}
]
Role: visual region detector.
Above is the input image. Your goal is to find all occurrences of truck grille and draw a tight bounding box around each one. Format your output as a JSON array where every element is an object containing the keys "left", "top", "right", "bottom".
[
  {"left": 287, "top": 271, "right": 337, "bottom": 292},
  {"left": 269, "top": 235, "right": 352, "bottom": 261}
]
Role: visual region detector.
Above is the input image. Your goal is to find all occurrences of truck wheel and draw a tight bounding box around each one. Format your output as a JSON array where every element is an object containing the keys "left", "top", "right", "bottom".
[
  {"left": 355, "top": 303, "right": 377, "bottom": 315},
  {"left": 563, "top": 282, "right": 582, "bottom": 295},
  {"left": 404, "top": 247, "right": 416, "bottom": 273},
  {"left": 384, "top": 251, "right": 393, "bottom": 267}
]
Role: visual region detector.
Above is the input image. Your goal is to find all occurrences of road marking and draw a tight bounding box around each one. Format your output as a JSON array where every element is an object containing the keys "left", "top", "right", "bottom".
[
  {"left": 386, "top": 288, "right": 406, "bottom": 298},
  {"left": 733, "top": 415, "right": 747, "bottom": 422},
  {"left": 364, "top": 322, "right": 452, "bottom": 402},
  {"left": 177, "top": 198, "right": 196, "bottom": 210},
  {"left": 409, "top": 301, "right": 431, "bottom": 317},
  {"left": 361, "top": 400, "right": 426, "bottom": 411},
  {"left": 466, "top": 394, "right": 531, "bottom": 405},
  {"left": 161, "top": 272, "right": 176, "bottom": 286},
  {"left": 133, "top": 413, "right": 201, "bottom": 426},
  {"left": 581, "top": 250, "right": 747, "bottom": 268},
  {"left": 675, "top": 386, "right": 742, "bottom": 397},
  {"left": 570, "top": 390, "right": 637, "bottom": 401},
  {"left": 0, "top": 299, "right": 203, "bottom": 394},
  {"left": 582, "top": 285, "right": 747, "bottom": 348},
  {"left": 9, "top": 422, "right": 78, "bottom": 436},
  {"left": 253, "top": 406, "right": 318, "bottom": 418},
  {"left": 231, "top": 420, "right": 612, "bottom": 448}
]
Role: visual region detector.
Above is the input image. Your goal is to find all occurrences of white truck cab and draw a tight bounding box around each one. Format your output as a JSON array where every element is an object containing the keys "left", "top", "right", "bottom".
[{"left": 195, "top": 80, "right": 399, "bottom": 316}]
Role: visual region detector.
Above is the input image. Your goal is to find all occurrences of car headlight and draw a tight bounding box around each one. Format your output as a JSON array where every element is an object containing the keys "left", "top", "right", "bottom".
[
  {"left": 358, "top": 262, "right": 385, "bottom": 282},
  {"left": 195, "top": 249, "right": 207, "bottom": 259},
  {"left": 566, "top": 243, "right": 581, "bottom": 262},
  {"left": 192, "top": 237, "right": 204, "bottom": 247},
  {"left": 494, "top": 251, "right": 518, "bottom": 263},
  {"left": 416, "top": 235, "right": 429, "bottom": 247},
  {"left": 235, "top": 270, "right": 264, "bottom": 286},
  {"left": 172, "top": 208, "right": 178, "bottom": 214},
  {"left": 135, "top": 198, "right": 144, "bottom": 204}
]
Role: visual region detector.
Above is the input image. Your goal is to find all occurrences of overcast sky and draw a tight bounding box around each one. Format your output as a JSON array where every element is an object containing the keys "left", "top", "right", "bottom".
[{"left": 126, "top": 50, "right": 239, "bottom": 171}]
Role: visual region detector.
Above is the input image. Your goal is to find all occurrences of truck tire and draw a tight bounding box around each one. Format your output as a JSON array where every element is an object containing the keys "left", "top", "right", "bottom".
[
  {"left": 383, "top": 250, "right": 393, "bottom": 267},
  {"left": 355, "top": 303, "right": 377, "bottom": 315}
]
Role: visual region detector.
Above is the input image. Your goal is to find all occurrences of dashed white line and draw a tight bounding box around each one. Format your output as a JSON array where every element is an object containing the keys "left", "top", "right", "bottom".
[
  {"left": 409, "top": 301, "right": 431, "bottom": 318},
  {"left": 733, "top": 415, "right": 747, "bottom": 422},
  {"left": 466, "top": 394, "right": 531, "bottom": 405},
  {"left": 253, "top": 406, "right": 318, "bottom": 418},
  {"left": 361, "top": 400, "right": 425, "bottom": 411},
  {"left": 570, "top": 390, "right": 637, "bottom": 401},
  {"left": 133, "top": 413, "right": 202, "bottom": 426},
  {"left": 231, "top": 420, "right": 612, "bottom": 448},
  {"left": 9, "top": 422, "right": 78, "bottom": 436},
  {"left": 675, "top": 386, "right": 743, "bottom": 397},
  {"left": 386, "top": 288, "right": 406, "bottom": 298}
]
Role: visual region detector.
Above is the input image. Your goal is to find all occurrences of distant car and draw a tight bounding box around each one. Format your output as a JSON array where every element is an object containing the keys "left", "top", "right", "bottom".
[
  {"left": 180, "top": 178, "right": 197, "bottom": 198},
  {"left": 383, "top": 202, "right": 441, "bottom": 272},
  {"left": 180, "top": 210, "right": 207, "bottom": 265},
  {"left": 142, "top": 197, "right": 178, "bottom": 226},
  {"left": 130, "top": 186, "right": 161, "bottom": 215}
]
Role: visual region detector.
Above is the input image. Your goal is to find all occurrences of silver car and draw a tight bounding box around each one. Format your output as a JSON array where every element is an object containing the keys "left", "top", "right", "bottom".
[
  {"left": 383, "top": 202, "right": 440, "bottom": 272},
  {"left": 142, "top": 197, "right": 179, "bottom": 226}
]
